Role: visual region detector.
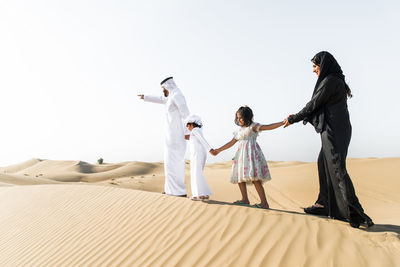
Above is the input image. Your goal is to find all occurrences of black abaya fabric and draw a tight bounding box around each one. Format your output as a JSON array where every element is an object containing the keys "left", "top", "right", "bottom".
[{"left": 288, "top": 51, "right": 373, "bottom": 225}]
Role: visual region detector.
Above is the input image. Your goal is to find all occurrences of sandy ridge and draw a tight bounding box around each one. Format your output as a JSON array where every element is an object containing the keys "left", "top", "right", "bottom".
[
  {"left": 0, "top": 158, "right": 399, "bottom": 266},
  {"left": 0, "top": 184, "right": 398, "bottom": 267}
]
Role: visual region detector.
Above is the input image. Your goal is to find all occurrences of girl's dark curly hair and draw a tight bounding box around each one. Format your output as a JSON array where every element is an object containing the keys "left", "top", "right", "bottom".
[{"left": 235, "top": 106, "right": 253, "bottom": 127}]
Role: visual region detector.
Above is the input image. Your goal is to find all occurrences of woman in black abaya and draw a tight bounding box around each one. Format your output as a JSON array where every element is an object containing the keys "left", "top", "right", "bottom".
[{"left": 284, "top": 51, "right": 374, "bottom": 228}]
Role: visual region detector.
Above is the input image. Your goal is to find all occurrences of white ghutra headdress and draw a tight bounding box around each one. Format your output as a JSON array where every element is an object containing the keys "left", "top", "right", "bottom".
[
  {"left": 160, "top": 77, "right": 182, "bottom": 97},
  {"left": 185, "top": 114, "right": 203, "bottom": 126}
]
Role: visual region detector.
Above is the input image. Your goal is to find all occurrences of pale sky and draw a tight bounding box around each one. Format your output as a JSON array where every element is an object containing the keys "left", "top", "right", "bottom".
[{"left": 0, "top": 0, "right": 399, "bottom": 166}]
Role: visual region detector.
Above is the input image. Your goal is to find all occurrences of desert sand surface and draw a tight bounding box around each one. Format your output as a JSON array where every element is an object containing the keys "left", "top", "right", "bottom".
[{"left": 0, "top": 158, "right": 399, "bottom": 266}]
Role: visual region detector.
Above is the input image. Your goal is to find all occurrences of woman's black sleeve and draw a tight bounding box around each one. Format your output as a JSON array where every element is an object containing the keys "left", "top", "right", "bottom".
[{"left": 288, "top": 79, "right": 336, "bottom": 124}]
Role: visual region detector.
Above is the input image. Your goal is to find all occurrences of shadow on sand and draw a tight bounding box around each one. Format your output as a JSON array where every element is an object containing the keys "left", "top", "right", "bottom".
[{"left": 205, "top": 200, "right": 400, "bottom": 236}]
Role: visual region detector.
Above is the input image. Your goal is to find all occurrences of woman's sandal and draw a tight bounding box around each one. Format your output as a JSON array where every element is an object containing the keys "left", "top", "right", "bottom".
[{"left": 303, "top": 204, "right": 328, "bottom": 216}]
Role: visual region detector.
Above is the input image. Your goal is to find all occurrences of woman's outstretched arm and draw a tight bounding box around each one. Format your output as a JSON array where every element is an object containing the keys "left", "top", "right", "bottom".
[{"left": 288, "top": 77, "right": 338, "bottom": 124}]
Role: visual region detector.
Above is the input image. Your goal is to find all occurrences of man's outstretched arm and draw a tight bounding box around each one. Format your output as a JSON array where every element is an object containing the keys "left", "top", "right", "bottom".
[{"left": 138, "top": 94, "right": 167, "bottom": 104}]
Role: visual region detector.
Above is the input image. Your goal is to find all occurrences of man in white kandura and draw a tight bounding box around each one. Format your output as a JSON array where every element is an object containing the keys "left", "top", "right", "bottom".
[{"left": 138, "top": 77, "right": 190, "bottom": 197}]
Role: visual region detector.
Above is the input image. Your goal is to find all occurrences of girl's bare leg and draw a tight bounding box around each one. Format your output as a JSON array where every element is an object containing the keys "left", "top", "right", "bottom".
[
  {"left": 253, "top": 181, "right": 269, "bottom": 208},
  {"left": 237, "top": 182, "right": 250, "bottom": 204}
]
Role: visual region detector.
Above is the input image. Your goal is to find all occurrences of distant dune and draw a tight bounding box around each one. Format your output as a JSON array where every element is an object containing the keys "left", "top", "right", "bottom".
[{"left": 0, "top": 158, "right": 399, "bottom": 266}]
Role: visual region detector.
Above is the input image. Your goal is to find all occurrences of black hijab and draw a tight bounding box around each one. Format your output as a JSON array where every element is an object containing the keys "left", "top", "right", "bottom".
[
  {"left": 301, "top": 51, "right": 347, "bottom": 132},
  {"left": 311, "top": 51, "right": 345, "bottom": 96}
]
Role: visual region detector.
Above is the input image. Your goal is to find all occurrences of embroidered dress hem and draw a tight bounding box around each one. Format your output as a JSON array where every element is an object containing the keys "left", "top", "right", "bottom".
[{"left": 230, "top": 176, "right": 271, "bottom": 184}]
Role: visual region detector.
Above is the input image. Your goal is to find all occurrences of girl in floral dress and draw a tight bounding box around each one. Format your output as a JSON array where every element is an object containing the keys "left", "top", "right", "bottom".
[{"left": 211, "top": 106, "right": 284, "bottom": 209}]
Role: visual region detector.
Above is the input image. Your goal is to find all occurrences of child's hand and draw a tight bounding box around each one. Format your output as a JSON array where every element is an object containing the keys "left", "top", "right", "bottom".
[{"left": 210, "top": 149, "right": 219, "bottom": 156}]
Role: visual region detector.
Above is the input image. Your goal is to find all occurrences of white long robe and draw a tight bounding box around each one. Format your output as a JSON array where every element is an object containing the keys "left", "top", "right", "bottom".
[
  {"left": 143, "top": 83, "right": 189, "bottom": 196},
  {"left": 189, "top": 127, "right": 212, "bottom": 197}
]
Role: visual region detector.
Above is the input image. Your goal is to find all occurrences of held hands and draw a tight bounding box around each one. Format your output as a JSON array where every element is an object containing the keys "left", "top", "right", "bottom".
[
  {"left": 137, "top": 94, "right": 144, "bottom": 99},
  {"left": 283, "top": 115, "right": 294, "bottom": 128},
  {"left": 210, "top": 149, "right": 219, "bottom": 156}
]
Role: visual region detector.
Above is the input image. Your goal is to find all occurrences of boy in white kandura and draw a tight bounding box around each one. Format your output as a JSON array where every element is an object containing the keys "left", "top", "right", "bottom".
[{"left": 186, "top": 114, "right": 213, "bottom": 201}]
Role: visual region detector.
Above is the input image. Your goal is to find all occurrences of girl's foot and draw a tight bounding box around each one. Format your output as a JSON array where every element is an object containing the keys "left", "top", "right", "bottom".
[
  {"left": 252, "top": 203, "right": 269, "bottom": 209},
  {"left": 233, "top": 200, "right": 250, "bottom": 206}
]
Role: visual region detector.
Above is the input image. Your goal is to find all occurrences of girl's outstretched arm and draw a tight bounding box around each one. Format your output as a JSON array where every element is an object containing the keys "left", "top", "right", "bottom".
[
  {"left": 254, "top": 121, "right": 284, "bottom": 132},
  {"left": 214, "top": 138, "right": 237, "bottom": 155}
]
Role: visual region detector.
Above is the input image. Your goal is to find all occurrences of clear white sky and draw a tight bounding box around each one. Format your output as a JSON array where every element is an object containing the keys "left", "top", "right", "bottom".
[{"left": 0, "top": 0, "right": 399, "bottom": 166}]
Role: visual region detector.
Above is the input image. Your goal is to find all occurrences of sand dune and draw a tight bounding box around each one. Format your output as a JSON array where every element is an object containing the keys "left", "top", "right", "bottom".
[
  {"left": 0, "top": 173, "right": 60, "bottom": 186},
  {"left": 0, "top": 184, "right": 398, "bottom": 267},
  {"left": 0, "top": 159, "right": 164, "bottom": 183},
  {"left": 0, "top": 158, "right": 43, "bottom": 173},
  {"left": 0, "top": 158, "right": 399, "bottom": 266}
]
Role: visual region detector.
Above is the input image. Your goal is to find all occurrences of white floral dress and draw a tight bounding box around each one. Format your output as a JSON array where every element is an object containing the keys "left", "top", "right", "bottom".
[{"left": 231, "top": 122, "right": 271, "bottom": 184}]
